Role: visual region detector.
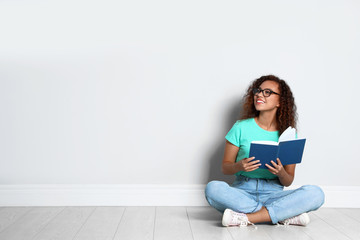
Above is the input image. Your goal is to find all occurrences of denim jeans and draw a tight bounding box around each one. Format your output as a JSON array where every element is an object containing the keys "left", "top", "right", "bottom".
[{"left": 205, "top": 175, "right": 325, "bottom": 224}]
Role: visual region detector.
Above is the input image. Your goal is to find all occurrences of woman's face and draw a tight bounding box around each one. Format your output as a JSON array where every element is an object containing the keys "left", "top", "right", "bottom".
[{"left": 253, "top": 80, "right": 281, "bottom": 113}]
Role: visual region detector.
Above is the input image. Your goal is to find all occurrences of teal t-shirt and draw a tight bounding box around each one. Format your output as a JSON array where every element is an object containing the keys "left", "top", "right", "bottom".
[{"left": 225, "top": 118, "right": 280, "bottom": 179}]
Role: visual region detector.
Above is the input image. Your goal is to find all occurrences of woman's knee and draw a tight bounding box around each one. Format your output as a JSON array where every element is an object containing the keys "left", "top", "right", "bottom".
[
  {"left": 205, "top": 180, "right": 229, "bottom": 199},
  {"left": 301, "top": 185, "right": 325, "bottom": 209}
]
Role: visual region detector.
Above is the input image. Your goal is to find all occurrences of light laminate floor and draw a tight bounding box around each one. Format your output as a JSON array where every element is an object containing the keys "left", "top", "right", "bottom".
[{"left": 0, "top": 207, "right": 359, "bottom": 240}]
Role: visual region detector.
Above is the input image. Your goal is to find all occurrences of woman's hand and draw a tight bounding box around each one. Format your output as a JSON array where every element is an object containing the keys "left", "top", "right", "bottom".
[
  {"left": 236, "top": 157, "right": 261, "bottom": 172},
  {"left": 265, "top": 158, "right": 286, "bottom": 177},
  {"left": 266, "top": 158, "right": 295, "bottom": 187}
]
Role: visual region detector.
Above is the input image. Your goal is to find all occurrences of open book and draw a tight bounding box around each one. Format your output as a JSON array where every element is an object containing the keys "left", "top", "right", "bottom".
[{"left": 249, "top": 126, "right": 306, "bottom": 169}]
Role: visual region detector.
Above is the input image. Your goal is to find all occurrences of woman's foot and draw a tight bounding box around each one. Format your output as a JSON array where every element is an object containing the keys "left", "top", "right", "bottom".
[
  {"left": 222, "top": 209, "right": 254, "bottom": 227},
  {"left": 278, "top": 213, "right": 310, "bottom": 226}
]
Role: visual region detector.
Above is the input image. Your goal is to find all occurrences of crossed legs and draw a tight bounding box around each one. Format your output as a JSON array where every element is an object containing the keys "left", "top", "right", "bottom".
[{"left": 205, "top": 180, "right": 325, "bottom": 224}]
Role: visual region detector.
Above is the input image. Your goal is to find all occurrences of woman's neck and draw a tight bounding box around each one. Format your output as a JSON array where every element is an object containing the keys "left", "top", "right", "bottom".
[{"left": 255, "top": 112, "right": 278, "bottom": 131}]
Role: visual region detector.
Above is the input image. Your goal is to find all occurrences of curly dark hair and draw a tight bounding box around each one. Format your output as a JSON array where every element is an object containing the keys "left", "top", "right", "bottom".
[{"left": 240, "top": 75, "right": 298, "bottom": 135}]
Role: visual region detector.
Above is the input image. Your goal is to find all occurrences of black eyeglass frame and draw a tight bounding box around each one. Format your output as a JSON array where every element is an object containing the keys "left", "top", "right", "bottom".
[{"left": 252, "top": 88, "right": 280, "bottom": 97}]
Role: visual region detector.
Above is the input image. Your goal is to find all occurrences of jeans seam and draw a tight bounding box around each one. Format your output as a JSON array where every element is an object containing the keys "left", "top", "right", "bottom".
[{"left": 264, "top": 188, "right": 303, "bottom": 223}]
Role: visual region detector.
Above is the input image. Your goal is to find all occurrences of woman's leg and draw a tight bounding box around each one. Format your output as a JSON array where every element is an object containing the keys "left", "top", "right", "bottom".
[
  {"left": 205, "top": 180, "right": 262, "bottom": 214},
  {"left": 263, "top": 185, "right": 325, "bottom": 224},
  {"left": 246, "top": 206, "right": 272, "bottom": 223}
]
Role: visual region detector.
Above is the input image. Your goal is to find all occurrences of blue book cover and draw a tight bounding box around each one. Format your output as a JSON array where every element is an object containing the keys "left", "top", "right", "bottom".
[{"left": 248, "top": 127, "right": 306, "bottom": 169}]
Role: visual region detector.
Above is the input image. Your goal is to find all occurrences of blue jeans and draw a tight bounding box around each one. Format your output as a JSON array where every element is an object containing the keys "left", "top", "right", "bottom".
[{"left": 205, "top": 175, "right": 325, "bottom": 224}]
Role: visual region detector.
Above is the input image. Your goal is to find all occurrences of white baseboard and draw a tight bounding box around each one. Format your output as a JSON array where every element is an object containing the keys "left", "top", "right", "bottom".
[
  {"left": 0, "top": 184, "right": 359, "bottom": 208},
  {"left": 0, "top": 184, "right": 207, "bottom": 207}
]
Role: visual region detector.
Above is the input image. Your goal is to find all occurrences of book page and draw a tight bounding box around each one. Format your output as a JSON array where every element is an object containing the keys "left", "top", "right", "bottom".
[
  {"left": 278, "top": 126, "right": 296, "bottom": 142},
  {"left": 251, "top": 141, "right": 278, "bottom": 145}
]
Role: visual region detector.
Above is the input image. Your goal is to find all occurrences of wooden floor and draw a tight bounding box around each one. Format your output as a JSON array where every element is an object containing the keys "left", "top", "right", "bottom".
[{"left": 0, "top": 207, "right": 359, "bottom": 240}]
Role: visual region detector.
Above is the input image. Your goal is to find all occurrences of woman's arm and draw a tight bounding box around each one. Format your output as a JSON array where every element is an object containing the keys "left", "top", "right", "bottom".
[
  {"left": 222, "top": 140, "right": 261, "bottom": 175},
  {"left": 266, "top": 158, "right": 295, "bottom": 187}
]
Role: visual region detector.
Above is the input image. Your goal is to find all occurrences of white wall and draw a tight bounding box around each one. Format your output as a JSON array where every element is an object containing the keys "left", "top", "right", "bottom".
[{"left": 1, "top": 0, "right": 359, "bottom": 189}]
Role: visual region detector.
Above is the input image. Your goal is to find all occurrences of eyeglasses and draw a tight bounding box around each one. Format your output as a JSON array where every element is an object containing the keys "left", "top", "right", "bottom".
[{"left": 252, "top": 88, "right": 280, "bottom": 97}]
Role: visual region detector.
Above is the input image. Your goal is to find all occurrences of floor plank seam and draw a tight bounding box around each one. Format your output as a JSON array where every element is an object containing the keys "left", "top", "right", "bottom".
[
  {"left": 30, "top": 206, "right": 67, "bottom": 240},
  {"left": 313, "top": 211, "right": 353, "bottom": 240},
  {"left": 185, "top": 207, "right": 195, "bottom": 240},
  {"left": 153, "top": 207, "right": 157, "bottom": 240},
  {"left": 0, "top": 207, "right": 33, "bottom": 234},
  {"left": 299, "top": 227, "right": 316, "bottom": 240},
  {"left": 226, "top": 227, "right": 236, "bottom": 240},
  {"left": 111, "top": 207, "right": 126, "bottom": 240},
  {"left": 70, "top": 206, "right": 97, "bottom": 240},
  {"left": 340, "top": 210, "right": 360, "bottom": 224}
]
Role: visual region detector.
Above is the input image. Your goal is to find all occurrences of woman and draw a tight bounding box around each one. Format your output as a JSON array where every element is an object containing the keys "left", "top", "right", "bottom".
[{"left": 205, "top": 75, "right": 324, "bottom": 227}]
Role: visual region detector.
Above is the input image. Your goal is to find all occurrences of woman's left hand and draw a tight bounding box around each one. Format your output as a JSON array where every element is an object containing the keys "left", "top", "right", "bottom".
[{"left": 265, "top": 158, "right": 286, "bottom": 177}]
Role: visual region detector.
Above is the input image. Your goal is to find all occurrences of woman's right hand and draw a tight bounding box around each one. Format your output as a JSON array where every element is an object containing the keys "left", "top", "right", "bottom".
[
  {"left": 236, "top": 157, "right": 261, "bottom": 172},
  {"left": 222, "top": 141, "right": 261, "bottom": 175}
]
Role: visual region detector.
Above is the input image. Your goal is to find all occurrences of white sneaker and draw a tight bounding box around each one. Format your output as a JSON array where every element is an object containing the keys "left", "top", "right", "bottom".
[
  {"left": 279, "top": 213, "right": 310, "bottom": 226},
  {"left": 222, "top": 209, "right": 254, "bottom": 227}
]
